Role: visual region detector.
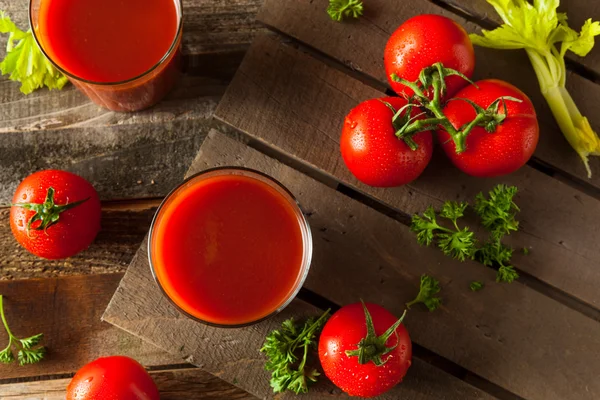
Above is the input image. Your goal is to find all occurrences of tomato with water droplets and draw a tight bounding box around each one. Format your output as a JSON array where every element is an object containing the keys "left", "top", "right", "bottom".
[
  {"left": 318, "top": 302, "right": 412, "bottom": 398},
  {"left": 384, "top": 14, "right": 475, "bottom": 100},
  {"left": 438, "top": 79, "right": 539, "bottom": 177},
  {"left": 340, "top": 97, "right": 433, "bottom": 187},
  {"left": 66, "top": 356, "right": 159, "bottom": 400},
  {"left": 10, "top": 170, "right": 101, "bottom": 259}
]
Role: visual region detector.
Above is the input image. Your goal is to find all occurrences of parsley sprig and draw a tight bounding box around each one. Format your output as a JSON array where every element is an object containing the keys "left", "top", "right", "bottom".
[
  {"left": 474, "top": 184, "right": 519, "bottom": 241},
  {"left": 406, "top": 274, "right": 442, "bottom": 311},
  {"left": 0, "top": 295, "right": 46, "bottom": 365},
  {"left": 261, "top": 310, "right": 330, "bottom": 394},
  {"left": 411, "top": 202, "right": 477, "bottom": 261},
  {"left": 327, "top": 0, "right": 364, "bottom": 22},
  {"left": 411, "top": 184, "right": 522, "bottom": 284}
]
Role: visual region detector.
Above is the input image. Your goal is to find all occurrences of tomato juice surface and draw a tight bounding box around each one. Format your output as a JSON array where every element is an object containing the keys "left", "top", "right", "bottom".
[
  {"left": 150, "top": 170, "right": 310, "bottom": 326},
  {"left": 37, "top": 0, "right": 179, "bottom": 82}
]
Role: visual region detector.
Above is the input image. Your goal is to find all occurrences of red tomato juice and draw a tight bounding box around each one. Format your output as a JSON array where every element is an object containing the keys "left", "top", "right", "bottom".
[
  {"left": 38, "top": 0, "right": 178, "bottom": 82},
  {"left": 34, "top": 0, "right": 181, "bottom": 111},
  {"left": 150, "top": 172, "right": 307, "bottom": 326}
]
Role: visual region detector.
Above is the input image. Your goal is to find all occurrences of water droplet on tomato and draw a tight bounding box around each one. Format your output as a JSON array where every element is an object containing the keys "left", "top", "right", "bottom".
[
  {"left": 21, "top": 194, "right": 26, "bottom": 200},
  {"left": 345, "top": 117, "right": 357, "bottom": 129},
  {"left": 84, "top": 376, "right": 93, "bottom": 383}
]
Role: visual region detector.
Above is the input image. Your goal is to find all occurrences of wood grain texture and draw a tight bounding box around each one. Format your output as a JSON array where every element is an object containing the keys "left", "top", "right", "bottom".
[
  {"left": 0, "top": 119, "right": 214, "bottom": 203},
  {"left": 0, "top": 73, "right": 224, "bottom": 132},
  {"left": 0, "top": 368, "right": 254, "bottom": 399},
  {"left": 438, "top": 0, "right": 600, "bottom": 77},
  {"left": 107, "top": 271, "right": 492, "bottom": 400},
  {"left": 0, "top": 274, "right": 180, "bottom": 381},
  {"left": 214, "top": 34, "right": 600, "bottom": 311},
  {"left": 0, "top": 206, "right": 155, "bottom": 280},
  {"left": 105, "top": 130, "right": 600, "bottom": 400},
  {"left": 257, "top": 0, "right": 600, "bottom": 187}
]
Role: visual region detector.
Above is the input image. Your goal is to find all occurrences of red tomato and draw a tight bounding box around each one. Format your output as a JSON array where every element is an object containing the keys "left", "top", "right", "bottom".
[
  {"left": 10, "top": 170, "right": 101, "bottom": 259},
  {"left": 319, "top": 302, "right": 412, "bottom": 398},
  {"left": 438, "top": 79, "right": 539, "bottom": 177},
  {"left": 384, "top": 14, "right": 475, "bottom": 100},
  {"left": 340, "top": 97, "right": 433, "bottom": 187},
  {"left": 66, "top": 356, "right": 159, "bottom": 400}
]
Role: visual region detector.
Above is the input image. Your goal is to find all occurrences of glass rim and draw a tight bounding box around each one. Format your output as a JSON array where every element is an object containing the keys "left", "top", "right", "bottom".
[
  {"left": 28, "top": 0, "right": 183, "bottom": 86},
  {"left": 147, "top": 167, "right": 313, "bottom": 329}
]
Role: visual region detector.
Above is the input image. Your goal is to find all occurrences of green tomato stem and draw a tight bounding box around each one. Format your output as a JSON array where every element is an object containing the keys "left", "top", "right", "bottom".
[{"left": 425, "top": 98, "right": 468, "bottom": 153}]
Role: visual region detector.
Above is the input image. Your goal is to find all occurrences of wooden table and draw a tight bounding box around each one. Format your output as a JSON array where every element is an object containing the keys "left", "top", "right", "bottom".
[{"left": 2, "top": 0, "right": 600, "bottom": 399}]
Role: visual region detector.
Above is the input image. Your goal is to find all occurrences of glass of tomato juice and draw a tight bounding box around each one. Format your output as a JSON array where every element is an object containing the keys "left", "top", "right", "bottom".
[
  {"left": 29, "top": 0, "right": 183, "bottom": 112},
  {"left": 148, "top": 168, "right": 313, "bottom": 328}
]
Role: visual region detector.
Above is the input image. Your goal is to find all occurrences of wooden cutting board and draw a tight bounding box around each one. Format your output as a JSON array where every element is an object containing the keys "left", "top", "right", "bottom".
[{"left": 102, "top": 130, "right": 493, "bottom": 400}]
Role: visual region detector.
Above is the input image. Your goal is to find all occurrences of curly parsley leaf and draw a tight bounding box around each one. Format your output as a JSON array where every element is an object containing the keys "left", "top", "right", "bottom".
[
  {"left": 412, "top": 201, "right": 477, "bottom": 261},
  {"left": 440, "top": 201, "right": 468, "bottom": 221},
  {"left": 0, "top": 344, "right": 14, "bottom": 364},
  {"left": 475, "top": 240, "right": 513, "bottom": 267},
  {"left": 406, "top": 274, "right": 442, "bottom": 312},
  {"left": 437, "top": 228, "right": 477, "bottom": 261},
  {"left": 411, "top": 206, "right": 441, "bottom": 246},
  {"left": 327, "top": 0, "right": 364, "bottom": 22},
  {"left": 497, "top": 265, "right": 519, "bottom": 283},
  {"left": 476, "top": 241, "right": 519, "bottom": 283},
  {"left": 261, "top": 310, "right": 330, "bottom": 394},
  {"left": 470, "top": 281, "right": 484, "bottom": 292},
  {"left": 0, "top": 295, "right": 45, "bottom": 366},
  {"left": 412, "top": 185, "right": 522, "bottom": 285},
  {"left": 18, "top": 347, "right": 46, "bottom": 365},
  {"left": 19, "top": 333, "right": 44, "bottom": 349},
  {"left": 0, "top": 12, "right": 67, "bottom": 94},
  {"left": 474, "top": 185, "right": 519, "bottom": 241}
]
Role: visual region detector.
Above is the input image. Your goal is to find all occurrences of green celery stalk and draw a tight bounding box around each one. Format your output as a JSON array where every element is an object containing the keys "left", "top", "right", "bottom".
[{"left": 470, "top": 0, "right": 600, "bottom": 177}]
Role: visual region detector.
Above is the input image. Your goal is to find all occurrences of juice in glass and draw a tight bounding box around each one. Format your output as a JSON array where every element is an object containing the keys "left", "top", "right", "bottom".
[
  {"left": 149, "top": 168, "right": 312, "bottom": 327},
  {"left": 30, "top": 0, "right": 182, "bottom": 111}
]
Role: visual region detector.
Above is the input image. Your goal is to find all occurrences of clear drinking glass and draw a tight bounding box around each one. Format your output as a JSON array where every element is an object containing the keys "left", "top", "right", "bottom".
[
  {"left": 148, "top": 167, "right": 313, "bottom": 328},
  {"left": 29, "top": 0, "right": 183, "bottom": 112}
]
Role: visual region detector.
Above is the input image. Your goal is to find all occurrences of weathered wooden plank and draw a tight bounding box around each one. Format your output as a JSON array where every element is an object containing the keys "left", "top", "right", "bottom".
[
  {"left": 0, "top": 0, "right": 264, "bottom": 132},
  {"left": 0, "top": 118, "right": 215, "bottom": 203},
  {"left": 440, "top": 0, "right": 600, "bottom": 76},
  {"left": 0, "top": 73, "right": 223, "bottom": 132},
  {"left": 106, "top": 130, "right": 600, "bottom": 400},
  {"left": 0, "top": 274, "right": 180, "bottom": 381},
  {"left": 257, "top": 0, "right": 600, "bottom": 187},
  {"left": 214, "top": 34, "right": 600, "bottom": 311},
  {"left": 0, "top": 368, "right": 254, "bottom": 399},
  {"left": 0, "top": 205, "right": 156, "bottom": 280}
]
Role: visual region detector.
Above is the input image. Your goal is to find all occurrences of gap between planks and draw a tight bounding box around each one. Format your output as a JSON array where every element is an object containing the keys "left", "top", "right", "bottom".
[
  {"left": 257, "top": 24, "right": 600, "bottom": 203},
  {"left": 427, "top": 0, "right": 600, "bottom": 85},
  {"left": 0, "top": 367, "right": 254, "bottom": 400},
  {"left": 213, "top": 31, "right": 600, "bottom": 318},
  {"left": 109, "top": 129, "right": 600, "bottom": 399},
  {"left": 212, "top": 106, "right": 600, "bottom": 324},
  {"left": 255, "top": 2, "right": 600, "bottom": 201},
  {"left": 297, "top": 288, "right": 522, "bottom": 400}
]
